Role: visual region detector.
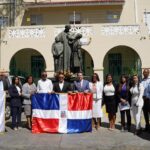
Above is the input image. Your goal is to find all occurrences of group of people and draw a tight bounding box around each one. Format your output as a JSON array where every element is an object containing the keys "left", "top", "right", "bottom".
[{"left": 0, "top": 69, "right": 150, "bottom": 136}]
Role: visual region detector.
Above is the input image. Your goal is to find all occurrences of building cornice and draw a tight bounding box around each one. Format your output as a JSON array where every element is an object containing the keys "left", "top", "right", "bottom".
[{"left": 24, "top": 0, "right": 125, "bottom": 8}]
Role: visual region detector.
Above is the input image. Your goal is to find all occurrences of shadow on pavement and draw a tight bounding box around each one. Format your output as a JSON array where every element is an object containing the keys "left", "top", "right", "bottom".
[
  {"left": 137, "top": 131, "right": 150, "bottom": 141},
  {"left": 101, "top": 122, "right": 121, "bottom": 130},
  {"left": 6, "top": 120, "right": 28, "bottom": 130}
]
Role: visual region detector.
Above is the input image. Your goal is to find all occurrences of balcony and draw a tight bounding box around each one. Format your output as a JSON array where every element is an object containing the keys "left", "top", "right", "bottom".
[
  {"left": 24, "top": 0, "right": 125, "bottom": 7},
  {"left": 7, "top": 24, "right": 141, "bottom": 40},
  {"left": 101, "top": 25, "right": 140, "bottom": 36}
]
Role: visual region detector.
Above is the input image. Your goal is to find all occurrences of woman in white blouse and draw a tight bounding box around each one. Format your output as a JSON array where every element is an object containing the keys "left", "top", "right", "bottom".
[
  {"left": 89, "top": 73, "right": 103, "bottom": 130},
  {"left": 103, "top": 74, "right": 117, "bottom": 131},
  {"left": 130, "top": 75, "right": 144, "bottom": 135}
]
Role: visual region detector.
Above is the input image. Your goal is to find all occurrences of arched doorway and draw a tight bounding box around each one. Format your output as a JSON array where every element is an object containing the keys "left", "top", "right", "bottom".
[
  {"left": 81, "top": 49, "right": 94, "bottom": 76},
  {"left": 9, "top": 49, "right": 46, "bottom": 80},
  {"left": 103, "top": 46, "right": 142, "bottom": 82}
]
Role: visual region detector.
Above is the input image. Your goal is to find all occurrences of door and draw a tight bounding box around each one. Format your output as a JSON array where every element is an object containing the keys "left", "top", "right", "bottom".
[
  {"left": 108, "top": 53, "right": 122, "bottom": 82},
  {"left": 31, "top": 56, "right": 45, "bottom": 79}
]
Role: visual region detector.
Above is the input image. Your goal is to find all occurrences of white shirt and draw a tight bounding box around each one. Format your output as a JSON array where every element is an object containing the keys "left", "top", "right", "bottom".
[
  {"left": 59, "top": 82, "right": 64, "bottom": 91},
  {"left": 15, "top": 85, "right": 21, "bottom": 95},
  {"left": 89, "top": 81, "right": 103, "bottom": 99},
  {"left": 0, "top": 80, "right": 4, "bottom": 91},
  {"left": 37, "top": 79, "right": 53, "bottom": 93},
  {"left": 80, "top": 79, "right": 83, "bottom": 87},
  {"left": 104, "top": 84, "right": 115, "bottom": 96}
]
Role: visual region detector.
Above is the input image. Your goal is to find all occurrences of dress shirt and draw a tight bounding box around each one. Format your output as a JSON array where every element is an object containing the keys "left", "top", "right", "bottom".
[
  {"left": 80, "top": 79, "right": 83, "bottom": 87},
  {"left": 0, "top": 80, "right": 4, "bottom": 91},
  {"left": 59, "top": 81, "right": 64, "bottom": 91},
  {"left": 141, "top": 77, "right": 150, "bottom": 98},
  {"left": 37, "top": 79, "right": 53, "bottom": 93},
  {"left": 15, "top": 85, "right": 21, "bottom": 95}
]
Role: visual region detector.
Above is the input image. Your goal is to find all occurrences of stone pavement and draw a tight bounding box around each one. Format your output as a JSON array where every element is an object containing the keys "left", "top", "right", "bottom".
[{"left": 0, "top": 111, "right": 150, "bottom": 150}]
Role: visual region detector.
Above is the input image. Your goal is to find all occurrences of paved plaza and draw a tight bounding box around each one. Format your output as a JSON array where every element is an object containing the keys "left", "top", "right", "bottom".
[{"left": 0, "top": 112, "right": 150, "bottom": 150}]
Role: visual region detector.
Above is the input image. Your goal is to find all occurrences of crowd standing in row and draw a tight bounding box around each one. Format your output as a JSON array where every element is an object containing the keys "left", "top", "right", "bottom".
[{"left": 0, "top": 69, "right": 150, "bottom": 135}]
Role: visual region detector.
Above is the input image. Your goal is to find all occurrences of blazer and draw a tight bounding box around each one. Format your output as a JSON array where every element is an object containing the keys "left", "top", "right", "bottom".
[
  {"left": 8, "top": 85, "right": 22, "bottom": 107},
  {"left": 89, "top": 81, "right": 103, "bottom": 99},
  {"left": 73, "top": 79, "right": 90, "bottom": 92},
  {"left": 130, "top": 83, "right": 144, "bottom": 107},
  {"left": 116, "top": 83, "right": 131, "bottom": 104},
  {"left": 53, "top": 81, "right": 72, "bottom": 93},
  {"left": 22, "top": 83, "right": 37, "bottom": 105}
]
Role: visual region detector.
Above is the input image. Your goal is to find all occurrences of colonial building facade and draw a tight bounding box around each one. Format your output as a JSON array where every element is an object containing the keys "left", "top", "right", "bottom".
[{"left": 1, "top": 0, "right": 150, "bottom": 81}]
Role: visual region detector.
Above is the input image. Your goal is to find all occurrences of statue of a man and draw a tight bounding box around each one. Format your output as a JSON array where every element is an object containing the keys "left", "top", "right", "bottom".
[
  {"left": 52, "top": 36, "right": 63, "bottom": 72},
  {"left": 56, "top": 25, "right": 73, "bottom": 72},
  {"left": 71, "top": 33, "right": 83, "bottom": 73}
]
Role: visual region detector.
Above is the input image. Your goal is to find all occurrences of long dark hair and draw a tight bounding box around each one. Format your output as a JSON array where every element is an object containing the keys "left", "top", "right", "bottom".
[
  {"left": 12, "top": 76, "right": 19, "bottom": 85},
  {"left": 131, "top": 74, "right": 140, "bottom": 91},
  {"left": 91, "top": 73, "right": 100, "bottom": 83},
  {"left": 105, "top": 74, "right": 113, "bottom": 84},
  {"left": 12, "top": 76, "right": 21, "bottom": 89},
  {"left": 118, "top": 74, "right": 129, "bottom": 92}
]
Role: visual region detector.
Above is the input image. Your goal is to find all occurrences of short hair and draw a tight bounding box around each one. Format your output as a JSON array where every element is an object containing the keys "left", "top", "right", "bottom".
[
  {"left": 26, "top": 75, "right": 34, "bottom": 83},
  {"left": 41, "top": 71, "right": 47, "bottom": 75},
  {"left": 58, "top": 72, "right": 64, "bottom": 76},
  {"left": 143, "top": 69, "right": 150, "bottom": 73},
  {"left": 65, "top": 24, "right": 71, "bottom": 29},
  {"left": 77, "top": 72, "right": 83, "bottom": 76},
  {"left": 76, "top": 33, "right": 82, "bottom": 39}
]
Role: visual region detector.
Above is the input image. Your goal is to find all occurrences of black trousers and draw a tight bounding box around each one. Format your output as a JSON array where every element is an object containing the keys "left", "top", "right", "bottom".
[
  {"left": 120, "top": 109, "right": 131, "bottom": 128},
  {"left": 143, "top": 98, "right": 150, "bottom": 128},
  {"left": 11, "top": 106, "right": 22, "bottom": 128}
]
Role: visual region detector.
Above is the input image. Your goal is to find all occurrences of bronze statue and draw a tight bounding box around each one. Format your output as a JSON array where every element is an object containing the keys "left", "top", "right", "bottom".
[
  {"left": 71, "top": 33, "right": 83, "bottom": 73},
  {"left": 56, "top": 25, "right": 73, "bottom": 72},
  {"left": 52, "top": 37, "right": 63, "bottom": 72},
  {"left": 52, "top": 25, "right": 83, "bottom": 74}
]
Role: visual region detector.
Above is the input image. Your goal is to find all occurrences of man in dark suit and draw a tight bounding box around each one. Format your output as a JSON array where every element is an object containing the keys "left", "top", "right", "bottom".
[
  {"left": 53, "top": 72, "right": 72, "bottom": 93},
  {"left": 73, "top": 72, "right": 90, "bottom": 92}
]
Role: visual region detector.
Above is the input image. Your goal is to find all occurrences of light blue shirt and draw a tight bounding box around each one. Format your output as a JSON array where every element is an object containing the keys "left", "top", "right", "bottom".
[
  {"left": 141, "top": 77, "right": 150, "bottom": 98},
  {"left": 0, "top": 80, "right": 4, "bottom": 91}
]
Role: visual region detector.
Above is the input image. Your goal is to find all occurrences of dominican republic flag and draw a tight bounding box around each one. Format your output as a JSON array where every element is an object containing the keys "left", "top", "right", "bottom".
[{"left": 32, "top": 93, "right": 93, "bottom": 134}]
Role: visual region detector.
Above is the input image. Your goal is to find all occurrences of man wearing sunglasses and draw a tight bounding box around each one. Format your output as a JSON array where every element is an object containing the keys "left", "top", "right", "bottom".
[
  {"left": 37, "top": 71, "right": 53, "bottom": 93},
  {"left": 53, "top": 72, "right": 72, "bottom": 93}
]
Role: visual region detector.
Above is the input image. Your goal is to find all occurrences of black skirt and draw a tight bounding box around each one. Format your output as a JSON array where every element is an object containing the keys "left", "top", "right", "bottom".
[{"left": 104, "top": 95, "right": 117, "bottom": 114}]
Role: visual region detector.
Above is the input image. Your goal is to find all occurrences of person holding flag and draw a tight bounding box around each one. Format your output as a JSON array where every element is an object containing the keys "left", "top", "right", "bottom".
[
  {"left": 37, "top": 71, "right": 53, "bottom": 93},
  {"left": 53, "top": 72, "right": 72, "bottom": 93}
]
